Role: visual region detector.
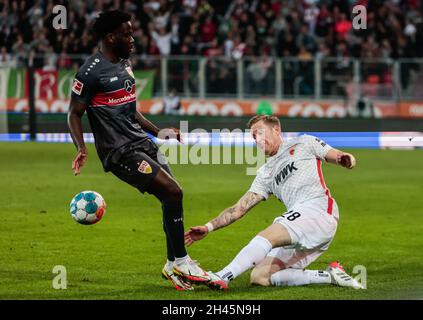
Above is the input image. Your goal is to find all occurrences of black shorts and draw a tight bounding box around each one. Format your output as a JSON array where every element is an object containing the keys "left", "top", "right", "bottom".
[{"left": 109, "top": 139, "right": 172, "bottom": 193}]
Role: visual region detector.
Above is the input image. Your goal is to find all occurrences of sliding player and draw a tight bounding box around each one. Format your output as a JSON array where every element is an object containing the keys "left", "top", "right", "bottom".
[{"left": 185, "top": 115, "right": 363, "bottom": 290}]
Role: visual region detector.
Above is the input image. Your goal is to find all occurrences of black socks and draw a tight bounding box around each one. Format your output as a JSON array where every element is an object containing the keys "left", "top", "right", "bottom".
[{"left": 162, "top": 201, "right": 187, "bottom": 259}]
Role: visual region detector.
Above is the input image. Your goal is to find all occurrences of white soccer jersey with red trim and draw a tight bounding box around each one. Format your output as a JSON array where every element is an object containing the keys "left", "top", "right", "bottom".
[{"left": 249, "top": 134, "right": 335, "bottom": 213}]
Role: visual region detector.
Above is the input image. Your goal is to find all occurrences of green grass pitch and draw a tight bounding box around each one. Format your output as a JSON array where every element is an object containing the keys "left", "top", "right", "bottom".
[{"left": 0, "top": 142, "right": 422, "bottom": 299}]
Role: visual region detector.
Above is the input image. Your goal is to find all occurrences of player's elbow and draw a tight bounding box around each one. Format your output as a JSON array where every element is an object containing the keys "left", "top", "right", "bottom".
[
  {"left": 67, "top": 106, "right": 76, "bottom": 117},
  {"left": 67, "top": 109, "right": 78, "bottom": 126},
  {"left": 68, "top": 108, "right": 82, "bottom": 122}
]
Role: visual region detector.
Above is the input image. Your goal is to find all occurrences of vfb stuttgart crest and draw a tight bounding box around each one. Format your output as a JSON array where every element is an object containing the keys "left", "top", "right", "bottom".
[{"left": 138, "top": 160, "right": 152, "bottom": 174}]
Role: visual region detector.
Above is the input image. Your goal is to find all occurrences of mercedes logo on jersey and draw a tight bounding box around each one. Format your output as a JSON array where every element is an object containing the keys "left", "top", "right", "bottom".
[{"left": 124, "top": 79, "right": 134, "bottom": 93}]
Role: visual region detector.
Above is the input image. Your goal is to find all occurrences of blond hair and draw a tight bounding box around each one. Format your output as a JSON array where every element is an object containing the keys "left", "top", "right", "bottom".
[{"left": 247, "top": 115, "right": 281, "bottom": 129}]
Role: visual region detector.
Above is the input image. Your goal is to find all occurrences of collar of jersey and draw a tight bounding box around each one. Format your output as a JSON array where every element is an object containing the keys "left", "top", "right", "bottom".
[{"left": 97, "top": 50, "right": 125, "bottom": 65}]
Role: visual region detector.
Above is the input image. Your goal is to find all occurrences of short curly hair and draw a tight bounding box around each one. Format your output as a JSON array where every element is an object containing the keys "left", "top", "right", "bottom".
[{"left": 92, "top": 10, "right": 131, "bottom": 39}]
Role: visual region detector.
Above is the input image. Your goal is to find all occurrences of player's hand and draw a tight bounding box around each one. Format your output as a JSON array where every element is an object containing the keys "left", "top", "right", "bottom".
[
  {"left": 184, "top": 226, "right": 208, "bottom": 246},
  {"left": 72, "top": 147, "right": 88, "bottom": 176},
  {"left": 159, "top": 127, "right": 183, "bottom": 143},
  {"left": 337, "top": 153, "right": 356, "bottom": 169}
]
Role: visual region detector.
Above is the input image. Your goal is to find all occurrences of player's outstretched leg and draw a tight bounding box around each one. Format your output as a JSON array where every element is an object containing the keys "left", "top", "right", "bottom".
[
  {"left": 270, "top": 261, "right": 363, "bottom": 289},
  {"left": 269, "top": 268, "right": 333, "bottom": 286},
  {"left": 250, "top": 257, "right": 363, "bottom": 289},
  {"left": 147, "top": 169, "right": 210, "bottom": 285},
  {"left": 250, "top": 256, "right": 333, "bottom": 287},
  {"left": 207, "top": 224, "right": 291, "bottom": 290}
]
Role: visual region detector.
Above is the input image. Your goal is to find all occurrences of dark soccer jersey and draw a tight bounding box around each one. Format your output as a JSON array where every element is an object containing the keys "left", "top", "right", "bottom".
[{"left": 71, "top": 51, "right": 149, "bottom": 170}]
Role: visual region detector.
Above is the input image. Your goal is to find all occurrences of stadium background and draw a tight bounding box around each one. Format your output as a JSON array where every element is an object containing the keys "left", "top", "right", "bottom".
[{"left": 0, "top": 0, "right": 423, "bottom": 300}]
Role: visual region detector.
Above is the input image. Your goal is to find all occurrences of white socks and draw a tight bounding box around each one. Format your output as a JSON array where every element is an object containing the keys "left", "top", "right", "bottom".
[
  {"left": 174, "top": 255, "right": 189, "bottom": 266},
  {"left": 270, "top": 269, "right": 332, "bottom": 286},
  {"left": 216, "top": 236, "right": 273, "bottom": 282},
  {"left": 164, "top": 259, "right": 174, "bottom": 273}
]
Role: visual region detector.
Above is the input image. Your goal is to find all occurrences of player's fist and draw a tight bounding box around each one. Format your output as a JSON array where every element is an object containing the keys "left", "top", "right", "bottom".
[
  {"left": 184, "top": 226, "right": 208, "bottom": 246},
  {"left": 72, "top": 147, "right": 88, "bottom": 176},
  {"left": 337, "top": 153, "right": 356, "bottom": 169},
  {"left": 159, "top": 127, "right": 183, "bottom": 143}
]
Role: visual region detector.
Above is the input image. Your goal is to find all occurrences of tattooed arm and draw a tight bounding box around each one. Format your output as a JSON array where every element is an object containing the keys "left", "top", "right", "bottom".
[
  {"left": 208, "top": 191, "right": 264, "bottom": 231},
  {"left": 184, "top": 192, "right": 265, "bottom": 246}
]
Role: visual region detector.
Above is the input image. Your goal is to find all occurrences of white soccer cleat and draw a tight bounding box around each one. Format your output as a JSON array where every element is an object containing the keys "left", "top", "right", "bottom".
[
  {"left": 161, "top": 267, "right": 194, "bottom": 291},
  {"left": 205, "top": 272, "right": 229, "bottom": 291},
  {"left": 172, "top": 258, "right": 211, "bottom": 284},
  {"left": 327, "top": 261, "right": 364, "bottom": 289}
]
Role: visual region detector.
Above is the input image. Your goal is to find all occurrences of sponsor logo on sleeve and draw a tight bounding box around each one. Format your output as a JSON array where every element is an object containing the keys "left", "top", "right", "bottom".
[
  {"left": 315, "top": 137, "right": 326, "bottom": 147},
  {"left": 72, "top": 79, "right": 84, "bottom": 95}
]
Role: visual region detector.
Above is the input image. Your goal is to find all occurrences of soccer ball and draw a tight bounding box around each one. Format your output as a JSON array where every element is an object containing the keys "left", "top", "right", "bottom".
[{"left": 70, "top": 191, "right": 106, "bottom": 225}]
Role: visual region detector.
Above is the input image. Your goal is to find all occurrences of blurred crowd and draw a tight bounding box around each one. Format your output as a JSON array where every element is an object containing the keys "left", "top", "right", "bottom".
[{"left": 0, "top": 0, "right": 422, "bottom": 96}]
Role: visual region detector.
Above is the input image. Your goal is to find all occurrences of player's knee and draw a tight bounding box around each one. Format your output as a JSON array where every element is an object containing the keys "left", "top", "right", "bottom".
[
  {"left": 250, "top": 267, "right": 272, "bottom": 286},
  {"left": 165, "top": 184, "right": 183, "bottom": 202}
]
